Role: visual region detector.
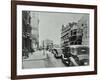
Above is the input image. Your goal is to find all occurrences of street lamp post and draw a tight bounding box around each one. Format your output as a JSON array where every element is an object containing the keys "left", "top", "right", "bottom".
[{"left": 43, "top": 40, "right": 45, "bottom": 55}]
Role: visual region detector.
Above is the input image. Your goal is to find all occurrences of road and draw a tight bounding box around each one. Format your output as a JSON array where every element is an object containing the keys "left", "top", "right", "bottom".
[{"left": 22, "top": 50, "right": 66, "bottom": 69}]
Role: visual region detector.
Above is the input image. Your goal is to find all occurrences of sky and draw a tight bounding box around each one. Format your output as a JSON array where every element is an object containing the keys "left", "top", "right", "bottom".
[{"left": 37, "top": 12, "right": 87, "bottom": 45}]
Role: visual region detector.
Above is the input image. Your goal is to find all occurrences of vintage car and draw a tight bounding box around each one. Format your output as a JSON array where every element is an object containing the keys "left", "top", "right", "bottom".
[
  {"left": 52, "top": 48, "right": 62, "bottom": 58},
  {"left": 61, "top": 45, "right": 89, "bottom": 66}
]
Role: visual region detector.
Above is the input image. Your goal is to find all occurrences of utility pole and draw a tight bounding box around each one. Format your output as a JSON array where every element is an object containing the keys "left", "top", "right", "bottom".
[{"left": 43, "top": 40, "right": 45, "bottom": 55}]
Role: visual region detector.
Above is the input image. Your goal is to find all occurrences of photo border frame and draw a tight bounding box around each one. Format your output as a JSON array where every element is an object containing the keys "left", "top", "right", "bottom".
[{"left": 11, "top": 1, "right": 97, "bottom": 80}]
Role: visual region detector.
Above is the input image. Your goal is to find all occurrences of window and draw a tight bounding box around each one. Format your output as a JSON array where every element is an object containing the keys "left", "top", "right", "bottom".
[{"left": 71, "top": 29, "right": 77, "bottom": 36}]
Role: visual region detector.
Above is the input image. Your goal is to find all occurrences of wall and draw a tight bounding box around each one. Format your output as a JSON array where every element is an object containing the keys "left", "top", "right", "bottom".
[{"left": 0, "top": 0, "right": 99, "bottom": 80}]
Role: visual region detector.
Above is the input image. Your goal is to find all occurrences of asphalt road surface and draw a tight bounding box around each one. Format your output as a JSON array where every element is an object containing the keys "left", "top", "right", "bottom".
[{"left": 22, "top": 50, "right": 66, "bottom": 69}]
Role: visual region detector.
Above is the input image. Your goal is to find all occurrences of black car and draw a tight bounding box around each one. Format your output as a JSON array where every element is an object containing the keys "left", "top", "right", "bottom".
[
  {"left": 61, "top": 47, "right": 70, "bottom": 66},
  {"left": 52, "top": 48, "right": 62, "bottom": 58},
  {"left": 61, "top": 45, "right": 89, "bottom": 66}
]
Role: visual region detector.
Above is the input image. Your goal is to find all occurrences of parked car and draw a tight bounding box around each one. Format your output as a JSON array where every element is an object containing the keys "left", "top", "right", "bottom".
[
  {"left": 61, "top": 47, "right": 70, "bottom": 66},
  {"left": 52, "top": 48, "right": 62, "bottom": 58},
  {"left": 61, "top": 45, "right": 89, "bottom": 66}
]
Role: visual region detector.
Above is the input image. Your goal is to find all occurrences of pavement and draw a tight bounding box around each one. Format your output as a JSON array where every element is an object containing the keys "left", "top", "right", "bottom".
[
  {"left": 22, "top": 50, "right": 66, "bottom": 69},
  {"left": 23, "top": 50, "right": 47, "bottom": 61}
]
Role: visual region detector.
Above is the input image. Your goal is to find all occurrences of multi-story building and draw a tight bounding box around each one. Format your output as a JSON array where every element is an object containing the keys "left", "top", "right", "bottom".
[
  {"left": 61, "top": 22, "right": 83, "bottom": 48},
  {"left": 70, "top": 22, "right": 83, "bottom": 45},
  {"left": 61, "top": 24, "right": 71, "bottom": 48},
  {"left": 78, "top": 15, "right": 89, "bottom": 46},
  {"left": 61, "top": 15, "right": 89, "bottom": 49},
  {"left": 30, "top": 12, "right": 39, "bottom": 51},
  {"left": 22, "top": 11, "right": 39, "bottom": 56},
  {"left": 42, "top": 39, "right": 53, "bottom": 50},
  {"left": 22, "top": 11, "right": 32, "bottom": 56}
]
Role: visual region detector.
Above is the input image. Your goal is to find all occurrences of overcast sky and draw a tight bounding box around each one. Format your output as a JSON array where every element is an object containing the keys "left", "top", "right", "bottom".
[{"left": 37, "top": 12, "right": 87, "bottom": 45}]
